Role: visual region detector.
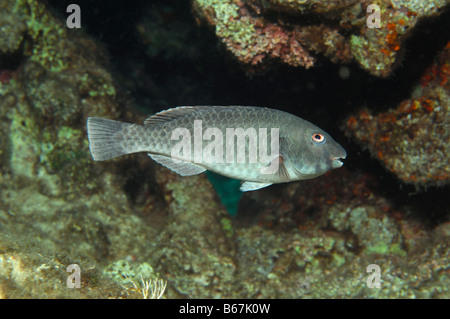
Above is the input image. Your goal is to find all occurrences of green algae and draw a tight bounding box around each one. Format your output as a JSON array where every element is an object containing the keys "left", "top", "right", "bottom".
[
  {"left": 104, "top": 260, "right": 159, "bottom": 285},
  {"left": 196, "top": 0, "right": 256, "bottom": 49},
  {"left": 220, "top": 217, "right": 234, "bottom": 238},
  {"left": 18, "top": 0, "right": 70, "bottom": 72},
  {"left": 80, "top": 72, "right": 116, "bottom": 98}
]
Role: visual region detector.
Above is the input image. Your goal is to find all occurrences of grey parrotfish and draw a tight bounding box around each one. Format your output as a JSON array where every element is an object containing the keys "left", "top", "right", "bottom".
[{"left": 87, "top": 106, "right": 346, "bottom": 191}]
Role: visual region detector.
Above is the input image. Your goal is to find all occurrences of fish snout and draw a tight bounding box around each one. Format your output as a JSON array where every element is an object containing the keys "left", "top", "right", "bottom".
[{"left": 330, "top": 146, "right": 347, "bottom": 168}]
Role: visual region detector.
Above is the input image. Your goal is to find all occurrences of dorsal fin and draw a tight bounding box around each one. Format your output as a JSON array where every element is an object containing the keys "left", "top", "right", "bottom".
[
  {"left": 144, "top": 106, "right": 197, "bottom": 126},
  {"left": 143, "top": 106, "right": 247, "bottom": 126},
  {"left": 144, "top": 106, "right": 211, "bottom": 126}
]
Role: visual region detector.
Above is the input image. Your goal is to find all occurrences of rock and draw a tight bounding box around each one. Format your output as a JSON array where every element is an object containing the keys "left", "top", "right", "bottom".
[
  {"left": 345, "top": 41, "right": 450, "bottom": 187},
  {"left": 0, "top": 0, "right": 160, "bottom": 298},
  {"left": 192, "top": 0, "right": 450, "bottom": 76},
  {"left": 152, "top": 167, "right": 237, "bottom": 298}
]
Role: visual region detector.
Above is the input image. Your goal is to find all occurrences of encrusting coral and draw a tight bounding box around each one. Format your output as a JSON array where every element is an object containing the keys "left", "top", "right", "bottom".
[
  {"left": 193, "top": 0, "right": 450, "bottom": 76},
  {"left": 345, "top": 41, "right": 450, "bottom": 187}
]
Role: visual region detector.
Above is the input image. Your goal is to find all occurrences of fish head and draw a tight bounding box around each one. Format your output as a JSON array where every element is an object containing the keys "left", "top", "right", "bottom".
[{"left": 290, "top": 123, "right": 347, "bottom": 179}]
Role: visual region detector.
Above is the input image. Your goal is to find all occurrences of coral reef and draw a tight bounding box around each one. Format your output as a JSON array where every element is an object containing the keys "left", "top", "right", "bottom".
[
  {"left": 236, "top": 168, "right": 449, "bottom": 298},
  {"left": 193, "top": 0, "right": 316, "bottom": 69},
  {"left": 345, "top": 41, "right": 450, "bottom": 187},
  {"left": 0, "top": 1, "right": 26, "bottom": 56},
  {"left": 0, "top": 0, "right": 448, "bottom": 299},
  {"left": 152, "top": 166, "right": 237, "bottom": 298},
  {"left": 0, "top": 0, "right": 158, "bottom": 297},
  {"left": 193, "top": 0, "right": 450, "bottom": 76},
  {"left": 347, "top": 0, "right": 449, "bottom": 77}
]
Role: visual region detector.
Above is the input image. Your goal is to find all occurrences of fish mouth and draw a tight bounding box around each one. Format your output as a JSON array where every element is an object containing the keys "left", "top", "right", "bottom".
[{"left": 330, "top": 155, "right": 346, "bottom": 168}]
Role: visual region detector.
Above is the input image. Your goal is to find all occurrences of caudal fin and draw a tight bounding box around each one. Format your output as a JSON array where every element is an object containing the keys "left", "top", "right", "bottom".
[{"left": 87, "top": 117, "right": 130, "bottom": 161}]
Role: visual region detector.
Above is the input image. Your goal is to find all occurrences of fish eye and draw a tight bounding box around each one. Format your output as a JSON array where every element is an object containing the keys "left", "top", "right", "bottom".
[{"left": 311, "top": 133, "right": 326, "bottom": 144}]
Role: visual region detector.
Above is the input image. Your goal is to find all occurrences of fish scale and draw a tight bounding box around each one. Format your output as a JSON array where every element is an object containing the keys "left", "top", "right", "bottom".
[{"left": 87, "top": 106, "right": 346, "bottom": 191}]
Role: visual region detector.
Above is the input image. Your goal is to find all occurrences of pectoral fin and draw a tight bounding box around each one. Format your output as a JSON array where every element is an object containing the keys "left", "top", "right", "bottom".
[
  {"left": 240, "top": 181, "right": 273, "bottom": 192},
  {"left": 260, "top": 154, "right": 290, "bottom": 182},
  {"left": 149, "top": 154, "right": 206, "bottom": 176}
]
